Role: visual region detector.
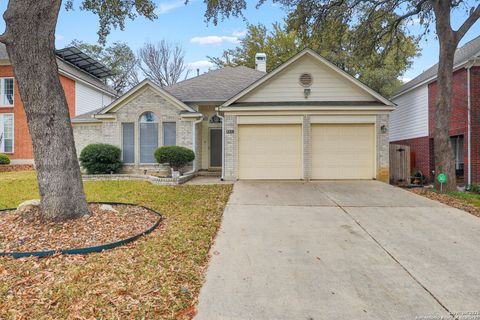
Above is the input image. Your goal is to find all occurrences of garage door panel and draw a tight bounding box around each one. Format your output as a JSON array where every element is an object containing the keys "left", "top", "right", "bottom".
[
  {"left": 311, "top": 124, "right": 374, "bottom": 180},
  {"left": 238, "top": 124, "right": 302, "bottom": 180}
]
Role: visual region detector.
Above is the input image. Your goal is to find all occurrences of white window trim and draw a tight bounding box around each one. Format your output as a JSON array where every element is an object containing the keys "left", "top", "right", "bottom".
[
  {"left": 139, "top": 111, "right": 159, "bottom": 164},
  {"left": 0, "top": 113, "right": 14, "bottom": 154},
  {"left": 0, "top": 77, "right": 14, "bottom": 108}
]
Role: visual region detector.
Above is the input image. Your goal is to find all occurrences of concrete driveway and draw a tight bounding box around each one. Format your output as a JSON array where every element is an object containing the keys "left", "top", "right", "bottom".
[{"left": 195, "top": 181, "right": 480, "bottom": 320}]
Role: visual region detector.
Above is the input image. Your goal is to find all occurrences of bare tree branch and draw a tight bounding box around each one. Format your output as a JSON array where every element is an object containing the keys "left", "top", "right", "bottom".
[
  {"left": 456, "top": 3, "right": 480, "bottom": 40},
  {"left": 138, "top": 41, "right": 189, "bottom": 87}
]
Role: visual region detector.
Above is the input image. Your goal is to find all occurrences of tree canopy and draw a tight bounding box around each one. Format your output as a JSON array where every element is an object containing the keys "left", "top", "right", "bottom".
[{"left": 209, "top": 19, "right": 418, "bottom": 97}]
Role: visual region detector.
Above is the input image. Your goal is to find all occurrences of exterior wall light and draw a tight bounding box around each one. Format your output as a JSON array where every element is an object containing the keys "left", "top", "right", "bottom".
[
  {"left": 381, "top": 125, "right": 388, "bottom": 134},
  {"left": 304, "top": 88, "right": 311, "bottom": 99}
]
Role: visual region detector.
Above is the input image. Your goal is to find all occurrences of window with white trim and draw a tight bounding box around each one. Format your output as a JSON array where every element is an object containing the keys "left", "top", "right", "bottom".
[
  {"left": 139, "top": 112, "right": 158, "bottom": 163},
  {"left": 1, "top": 78, "right": 14, "bottom": 106},
  {"left": 0, "top": 113, "right": 14, "bottom": 153}
]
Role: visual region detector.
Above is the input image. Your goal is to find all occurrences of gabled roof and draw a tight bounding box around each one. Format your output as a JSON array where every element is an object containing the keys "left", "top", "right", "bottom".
[
  {"left": 394, "top": 35, "right": 480, "bottom": 98},
  {"left": 0, "top": 43, "right": 117, "bottom": 96},
  {"left": 220, "top": 48, "right": 394, "bottom": 109},
  {"left": 98, "top": 79, "right": 197, "bottom": 115},
  {"left": 165, "top": 66, "right": 265, "bottom": 103}
]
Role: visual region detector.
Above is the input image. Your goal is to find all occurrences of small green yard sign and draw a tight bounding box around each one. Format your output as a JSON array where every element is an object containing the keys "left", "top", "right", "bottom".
[
  {"left": 437, "top": 173, "right": 447, "bottom": 184},
  {"left": 437, "top": 173, "right": 447, "bottom": 192}
]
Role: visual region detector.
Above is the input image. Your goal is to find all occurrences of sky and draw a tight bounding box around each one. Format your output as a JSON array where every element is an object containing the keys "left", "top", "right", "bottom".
[{"left": 0, "top": 1, "right": 480, "bottom": 82}]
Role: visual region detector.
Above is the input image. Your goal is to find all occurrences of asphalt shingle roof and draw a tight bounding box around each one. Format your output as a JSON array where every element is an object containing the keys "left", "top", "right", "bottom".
[
  {"left": 72, "top": 107, "right": 103, "bottom": 122},
  {"left": 394, "top": 35, "right": 480, "bottom": 97},
  {"left": 165, "top": 66, "right": 265, "bottom": 103},
  {"left": 0, "top": 43, "right": 116, "bottom": 96}
]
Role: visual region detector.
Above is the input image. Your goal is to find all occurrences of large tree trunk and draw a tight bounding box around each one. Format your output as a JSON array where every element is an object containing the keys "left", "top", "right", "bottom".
[
  {"left": 1, "top": 0, "right": 90, "bottom": 221},
  {"left": 432, "top": 0, "right": 457, "bottom": 191}
]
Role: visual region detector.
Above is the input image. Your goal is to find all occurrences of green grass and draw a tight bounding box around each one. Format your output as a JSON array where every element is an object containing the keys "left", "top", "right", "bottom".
[
  {"left": 447, "top": 191, "right": 480, "bottom": 208},
  {"left": 0, "top": 171, "right": 233, "bottom": 320}
]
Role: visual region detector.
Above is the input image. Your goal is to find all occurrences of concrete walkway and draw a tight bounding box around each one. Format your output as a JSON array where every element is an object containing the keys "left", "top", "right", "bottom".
[{"left": 195, "top": 181, "right": 480, "bottom": 320}]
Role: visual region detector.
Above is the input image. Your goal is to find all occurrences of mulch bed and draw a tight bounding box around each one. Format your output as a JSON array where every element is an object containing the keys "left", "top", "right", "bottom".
[
  {"left": 0, "top": 203, "right": 159, "bottom": 252},
  {"left": 0, "top": 164, "right": 34, "bottom": 173},
  {"left": 408, "top": 188, "right": 480, "bottom": 218}
]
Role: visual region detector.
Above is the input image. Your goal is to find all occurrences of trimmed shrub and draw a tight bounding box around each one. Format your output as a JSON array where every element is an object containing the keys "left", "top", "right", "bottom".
[
  {"left": 470, "top": 183, "right": 480, "bottom": 194},
  {"left": 79, "top": 144, "right": 123, "bottom": 174},
  {"left": 154, "top": 146, "right": 195, "bottom": 171},
  {"left": 0, "top": 154, "right": 10, "bottom": 165}
]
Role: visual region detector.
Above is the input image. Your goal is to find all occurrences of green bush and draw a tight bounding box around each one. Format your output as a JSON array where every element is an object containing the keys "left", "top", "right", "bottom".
[
  {"left": 154, "top": 146, "right": 195, "bottom": 171},
  {"left": 469, "top": 183, "right": 480, "bottom": 194},
  {"left": 0, "top": 154, "right": 10, "bottom": 165},
  {"left": 79, "top": 144, "right": 123, "bottom": 174}
]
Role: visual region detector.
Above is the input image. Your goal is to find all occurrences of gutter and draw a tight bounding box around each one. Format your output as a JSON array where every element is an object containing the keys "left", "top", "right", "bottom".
[{"left": 466, "top": 58, "right": 478, "bottom": 186}]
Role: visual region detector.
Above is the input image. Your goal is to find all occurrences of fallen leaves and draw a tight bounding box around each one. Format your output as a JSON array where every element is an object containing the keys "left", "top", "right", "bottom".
[
  {"left": 408, "top": 188, "right": 480, "bottom": 218},
  {"left": 0, "top": 204, "right": 159, "bottom": 252},
  {"left": 0, "top": 171, "right": 233, "bottom": 320}
]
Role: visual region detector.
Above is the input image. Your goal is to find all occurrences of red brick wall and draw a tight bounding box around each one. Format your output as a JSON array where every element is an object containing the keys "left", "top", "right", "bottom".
[
  {"left": 428, "top": 67, "right": 470, "bottom": 182},
  {"left": 469, "top": 66, "right": 480, "bottom": 183},
  {"left": 0, "top": 65, "right": 76, "bottom": 160},
  {"left": 428, "top": 68, "right": 468, "bottom": 137},
  {"left": 391, "top": 136, "right": 433, "bottom": 181}
]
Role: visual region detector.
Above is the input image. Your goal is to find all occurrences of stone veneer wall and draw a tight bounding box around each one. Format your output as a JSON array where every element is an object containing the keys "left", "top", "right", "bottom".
[
  {"left": 376, "top": 114, "right": 390, "bottom": 182},
  {"left": 223, "top": 113, "right": 390, "bottom": 182},
  {"left": 73, "top": 87, "right": 199, "bottom": 173},
  {"left": 223, "top": 115, "right": 237, "bottom": 180}
]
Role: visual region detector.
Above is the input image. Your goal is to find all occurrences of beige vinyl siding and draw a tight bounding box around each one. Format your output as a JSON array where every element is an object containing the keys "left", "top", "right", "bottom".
[
  {"left": 238, "top": 124, "right": 302, "bottom": 179},
  {"left": 311, "top": 124, "right": 375, "bottom": 179},
  {"left": 238, "top": 55, "right": 374, "bottom": 103}
]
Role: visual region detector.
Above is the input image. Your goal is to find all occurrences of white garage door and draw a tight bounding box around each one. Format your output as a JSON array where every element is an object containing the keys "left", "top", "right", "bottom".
[
  {"left": 311, "top": 124, "right": 375, "bottom": 179},
  {"left": 238, "top": 124, "right": 302, "bottom": 179}
]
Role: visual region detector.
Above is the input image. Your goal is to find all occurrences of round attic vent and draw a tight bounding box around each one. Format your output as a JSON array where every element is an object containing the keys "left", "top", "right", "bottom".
[{"left": 299, "top": 73, "right": 313, "bottom": 87}]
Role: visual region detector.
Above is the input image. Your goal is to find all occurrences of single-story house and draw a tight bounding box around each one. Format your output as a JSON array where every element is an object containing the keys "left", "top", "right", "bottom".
[
  {"left": 72, "top": 49, "right": 394, "bottom": 181},
  {"left": 390, "top": 35, "right": 480, "bottom": 185}
]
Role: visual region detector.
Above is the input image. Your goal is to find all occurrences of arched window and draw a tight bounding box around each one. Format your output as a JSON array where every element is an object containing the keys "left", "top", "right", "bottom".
[{"left": 139, "top": 112, "right": 159, "bottom": 163}]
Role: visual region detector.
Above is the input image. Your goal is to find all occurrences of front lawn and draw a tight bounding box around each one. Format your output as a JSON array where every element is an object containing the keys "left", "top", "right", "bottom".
[
  {"left": 0, "top": 171, "right": 232, "bottom": 319},
  {"left": 408, "top": 187, "right": 480, "bottom": 218}
]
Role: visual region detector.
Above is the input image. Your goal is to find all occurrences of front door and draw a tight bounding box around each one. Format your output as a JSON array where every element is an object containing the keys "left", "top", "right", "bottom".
[{"left": 210, "top": 128, "right": 222, "bottom": 167}]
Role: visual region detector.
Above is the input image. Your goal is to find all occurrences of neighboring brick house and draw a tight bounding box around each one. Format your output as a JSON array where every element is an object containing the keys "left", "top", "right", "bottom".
[
  {"left": 73, "top": 49, "right": 394, "bottom": 181},
  {"left": 390, "top": 36, "right": 480, "bottom": 185},
  {"left": 0, "top": 45, "right": 116, "bottom": 164}
]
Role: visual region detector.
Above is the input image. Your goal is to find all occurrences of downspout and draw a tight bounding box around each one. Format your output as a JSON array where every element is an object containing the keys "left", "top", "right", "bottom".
[
  {"left": 217, "top": 111, "right": 225, "bottom": 181},
  {"left": 467, "top": 60, "right": 476, "bottom": 187},
  {"left": 183, "top": 116, "right": 204, "bottom": 175}
]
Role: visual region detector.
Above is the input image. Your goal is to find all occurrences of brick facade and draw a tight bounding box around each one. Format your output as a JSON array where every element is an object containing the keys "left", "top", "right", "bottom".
[
  {"left": 0, "top": 65, "right": 76, "bottom": 162},
  {"left": 392, "top": 66, "right": 480, "bottom": 183},
  {"left": 72, "top": 87, "right": 198, "bottom": 174},
  {"left": 391, "top": 136, "right": 433, "bottom": 180}
]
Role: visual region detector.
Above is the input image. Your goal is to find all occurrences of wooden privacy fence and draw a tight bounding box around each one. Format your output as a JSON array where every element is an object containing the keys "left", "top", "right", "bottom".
[{"left": 389, "top": 144, "right": 411, "bottom": 185}]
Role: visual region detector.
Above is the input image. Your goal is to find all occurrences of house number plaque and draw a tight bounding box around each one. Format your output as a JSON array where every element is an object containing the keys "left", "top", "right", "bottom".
[{"left": 226, "top": 129, "right": 235, "bottom": 134}]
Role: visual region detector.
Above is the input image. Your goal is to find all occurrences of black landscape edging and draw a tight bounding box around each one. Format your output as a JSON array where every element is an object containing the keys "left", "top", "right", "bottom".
[{"left": 0, "top": 202, "right": 163, "bottom": 259}]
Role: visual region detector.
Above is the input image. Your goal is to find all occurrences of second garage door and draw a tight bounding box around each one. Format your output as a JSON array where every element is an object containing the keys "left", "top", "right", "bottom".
[
  {"left": 238, "top": 124, "right": 302, "bottom": 180},
  {"left": 311, "top": 124, "right": 375, "bottom": 179}
]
